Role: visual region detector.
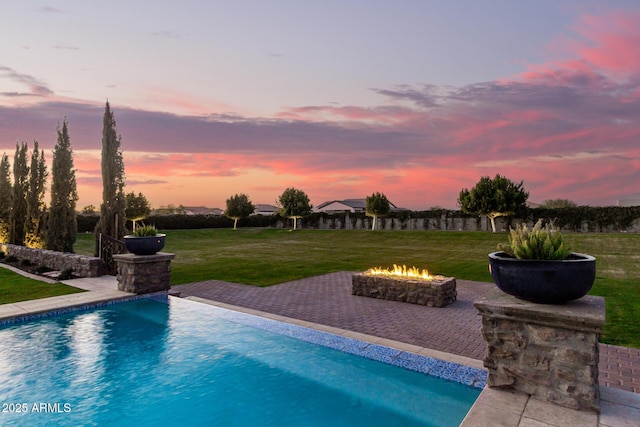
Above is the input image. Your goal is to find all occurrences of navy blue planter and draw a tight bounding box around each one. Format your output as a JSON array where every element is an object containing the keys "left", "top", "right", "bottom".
[
  {"left": 124, "top": 234, "right": 166, "bottom": 255},
  {"left": 488, "top": 251, "right": 596, "bottom": 304}
]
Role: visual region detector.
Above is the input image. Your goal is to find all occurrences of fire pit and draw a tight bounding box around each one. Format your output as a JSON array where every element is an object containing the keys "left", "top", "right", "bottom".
[{"left": 352, "top": 264, "right": 456, "bottom": 307}]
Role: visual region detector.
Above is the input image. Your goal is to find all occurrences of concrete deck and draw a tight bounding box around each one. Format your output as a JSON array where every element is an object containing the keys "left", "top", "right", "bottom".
[{"left": 0, "top": 275, "right": 130, "bottom": 320}]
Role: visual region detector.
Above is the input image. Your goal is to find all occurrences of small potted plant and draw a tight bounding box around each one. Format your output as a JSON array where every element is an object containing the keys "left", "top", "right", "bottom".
[
  {"left": 124, "top": 224, "right": 166, "bottom": 255},
  {"left": 488, "top": 219, "right": 595, "bottom": 304}
]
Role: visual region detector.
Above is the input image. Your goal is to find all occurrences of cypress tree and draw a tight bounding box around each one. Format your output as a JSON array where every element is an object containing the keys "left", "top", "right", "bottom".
[
  {"left": 95, "top": 101, "right": 126, "bottom": 254},
  {"left": 47, "top": 119, "right": 79, "bottom": 252},
  {"left": 0, "top": 154, "right": 12, "bottom": 243},
  {"left": 24, "top": 141, "right": 48, "bottom": 248},
  {"left": 10, "top": 142, "right": 29, "bottom": 245}
]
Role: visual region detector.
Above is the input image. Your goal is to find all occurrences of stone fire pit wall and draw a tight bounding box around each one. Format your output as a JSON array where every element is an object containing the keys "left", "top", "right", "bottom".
[{"left": 351, "top": 273, "right": 456, "bottom": 307}]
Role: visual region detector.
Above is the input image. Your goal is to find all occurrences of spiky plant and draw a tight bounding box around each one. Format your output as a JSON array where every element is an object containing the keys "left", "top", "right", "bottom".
[
  {"left": 132, "top": 224, "right": 158, "bottom": 237},
  {"left": 498, "top": 219, "right": 571, "bottom": 260}
]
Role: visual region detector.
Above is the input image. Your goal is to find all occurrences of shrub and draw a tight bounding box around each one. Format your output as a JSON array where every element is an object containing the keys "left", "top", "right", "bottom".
[
  {"left": 35, "top": 265, "right": 52, "bottom": 274},
  {"left": 19, "top": 259, "right": 32, "bottom": 267},
  {"left": 133, "top": 225, "right": 158, "bottom": 237},
  {"left": 498, "top": 219, "right": 571, "bottom": 260},
  {"left": 6, "top": 255, "right": 18, "bottom": 263},
  {"left": 58, "top": 268, "right": 74, "bottom": 280}
]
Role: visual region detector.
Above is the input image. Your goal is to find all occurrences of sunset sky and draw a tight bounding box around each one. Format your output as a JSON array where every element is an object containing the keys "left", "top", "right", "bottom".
[{"left": 1, "top": 1, "right": 639, "bottom": 210}]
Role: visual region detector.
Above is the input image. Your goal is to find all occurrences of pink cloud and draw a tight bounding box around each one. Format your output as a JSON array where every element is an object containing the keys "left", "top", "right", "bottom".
[
  {"left": 277, "top": 105, "right": 426, "bottom": 126},
  {"left": 575, "top": 11, "right": 640, "bottom": 76},
  {"left": 520, "top": 9, "right": 640, "bottom": 84}
]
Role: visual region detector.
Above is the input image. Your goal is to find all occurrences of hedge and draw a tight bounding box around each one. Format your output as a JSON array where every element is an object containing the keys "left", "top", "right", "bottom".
[{"left": 75, "top": 205, "right": 640, "bottom": 234}]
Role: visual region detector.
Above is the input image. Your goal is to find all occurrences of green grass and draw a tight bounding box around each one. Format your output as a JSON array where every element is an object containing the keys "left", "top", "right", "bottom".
[
  {"left": 74, "top": 229, "right": 640, "bottom": 348},
  {"left": 163, "top": 229, "right": 504, "bottom": 285},
  {"left": 73, "top": 232, "right": 97, "bottom": 256},
  {"left": 0, "top": 268, "right": 85, "bottom": 304}
]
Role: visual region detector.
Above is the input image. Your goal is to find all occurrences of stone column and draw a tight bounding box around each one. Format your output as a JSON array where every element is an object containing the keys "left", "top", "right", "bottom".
[
  {"left": 113, "top": 252, "right": 176, "bottom": 294},
  {"left": 475, "top": 288, "right": 605, "bottom": 412}
]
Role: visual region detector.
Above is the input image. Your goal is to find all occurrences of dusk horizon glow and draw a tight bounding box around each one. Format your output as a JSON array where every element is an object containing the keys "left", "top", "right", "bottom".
[{"left": 2, "top": 2, "right": 639, "bottom": 211}]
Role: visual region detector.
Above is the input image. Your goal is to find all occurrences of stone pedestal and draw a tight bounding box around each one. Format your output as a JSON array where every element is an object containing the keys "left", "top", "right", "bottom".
[
  {"left": 352, "top": 273, "right": 456, "bottom": 307},
  {"left": 475, "top": 288, "right": 605, "bottom": 412},
  {"left": 113, "top": 252, "right": 175, "bottom": 294}
]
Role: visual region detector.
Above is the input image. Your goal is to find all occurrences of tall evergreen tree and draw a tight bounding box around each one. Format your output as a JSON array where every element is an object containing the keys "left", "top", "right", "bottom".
[
  {"left": 0, "top": 153, "right": 12, "bottom": 243},
  {"left": 47, "top": 119, "right": 79, "bottom": 252},
  {"left": 10, "top": 142, "right": 29, "bottom": 245},
  {"left": 95, "top": 102, "right": 126, "bottom": 254},
  {"left": 24, "top": 141, "right": 48, "bottom": 248}
]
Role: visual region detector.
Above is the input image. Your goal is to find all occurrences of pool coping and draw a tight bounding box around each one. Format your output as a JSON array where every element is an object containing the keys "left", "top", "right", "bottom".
[{"left": 0, "top": 289, "right": 132, "bottom": 322}]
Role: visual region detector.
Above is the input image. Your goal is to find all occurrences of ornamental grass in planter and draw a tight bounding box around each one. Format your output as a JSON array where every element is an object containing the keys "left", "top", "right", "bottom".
[
  {"left": 488, "top": 219, "right": 596, "bottom": 304},
  {"left": 124, "top": 225, "right": 166, "bottom": 255}
]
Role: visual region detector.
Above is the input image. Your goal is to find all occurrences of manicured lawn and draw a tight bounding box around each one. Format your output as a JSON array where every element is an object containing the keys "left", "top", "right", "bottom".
[
  {"left": 74, "top": 229, "right": 640, "bottom": 348},
  {"left": 0, "top": 268, "right": 85, "bottom": 304}
]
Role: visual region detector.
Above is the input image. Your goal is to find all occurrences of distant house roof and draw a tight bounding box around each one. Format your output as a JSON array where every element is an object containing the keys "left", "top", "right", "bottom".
[
  {"left": 254, "top": 204, "right": 279, "bottom": 215},
  {"left": 151, "top": 206, "right": 223, "bottom": 216},
  {"left": 314, "top": 198, "right": 402, "bottom": 213},
  {"left": 183, "top": 206, "right": 223, "bottom": 216},
  {"left": 314, "top": 200, "right": 365, "bottom": 213},
  {"left": 618, "top": 198, "right": 640, "bottom": 207}
]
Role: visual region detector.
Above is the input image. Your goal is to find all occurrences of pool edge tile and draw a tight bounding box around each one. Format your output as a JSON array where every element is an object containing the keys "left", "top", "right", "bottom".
[{"left": 181, "top": 296, "right": 487, "bottom": 390}]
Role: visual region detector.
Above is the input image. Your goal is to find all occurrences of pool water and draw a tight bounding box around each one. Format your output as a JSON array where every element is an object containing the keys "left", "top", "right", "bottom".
[{"left": 0, "top": 297, "right": 481, "bottom": 426}]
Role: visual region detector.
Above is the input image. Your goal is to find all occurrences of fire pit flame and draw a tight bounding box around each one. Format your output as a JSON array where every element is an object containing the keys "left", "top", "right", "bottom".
[{"left": 365, "top": 264, "right": 433, "bottom": 280}]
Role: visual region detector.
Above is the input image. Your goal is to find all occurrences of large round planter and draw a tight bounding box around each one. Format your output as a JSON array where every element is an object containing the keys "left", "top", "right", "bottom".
[
  {"left": 124, "top": 234, "right": 166, "bottom": 256},
  {"left": 488, "top": 251, "right": 596, "bottom": 304}
]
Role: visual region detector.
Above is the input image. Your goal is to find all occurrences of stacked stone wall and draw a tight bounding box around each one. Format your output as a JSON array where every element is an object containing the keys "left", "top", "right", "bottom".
[
  {"left": 352, "top": 273, "right": 456, "bottom": 307},
  {"left": 0, "top": 244, "right": 101, "bottom": 277},
  {"left": 114, "top": 253, "right": 174, "bottom": 294},
  {"left": 481, "top": 317, "right": 600, "bottom": 409},
  {"left": 475, "top": 289, "right": 605, "bottom": 412}
]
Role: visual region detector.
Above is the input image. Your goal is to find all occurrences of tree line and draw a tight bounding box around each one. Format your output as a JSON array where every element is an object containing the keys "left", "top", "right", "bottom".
[
  {"left": 0, "top": 101, "right": 129, "bottom": 254},
  {"left": 0, "top": 121, "right": 78, "bottom": 251},
  {"left": 223, "top": 189, "right": 391, "bottom": 231},
  {"left": 224, "top": 176, "right": 594, "bottom": 233}
]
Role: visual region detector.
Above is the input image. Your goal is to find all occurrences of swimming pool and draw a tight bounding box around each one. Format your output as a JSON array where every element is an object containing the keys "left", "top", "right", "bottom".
[{"left": 0, "top": 296, "right": 484, "bottom": 426}]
